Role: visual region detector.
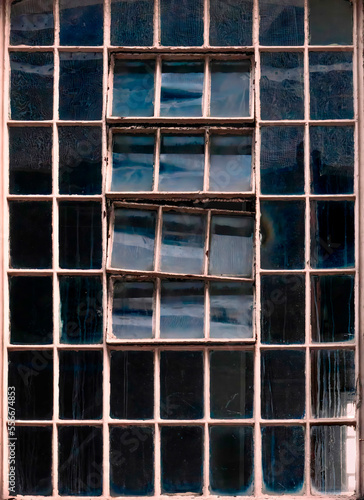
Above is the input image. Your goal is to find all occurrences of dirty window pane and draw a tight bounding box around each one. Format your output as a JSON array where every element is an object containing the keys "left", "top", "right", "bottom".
[
  {"left": 111, "top": 0, "right": 154, "bottom": 46},
  {"left": 210, "top": 0, "right": 253, "bottom": 46},
  {"left": 60, "top": 0, "right": 103, "bottom": 46},
  {"left": 10, "top": 0, "right": 54, "bottom": 46},
  {"left": 309, "top": 0, "right": 353, "bottom": 45},
  {"left": 160, "top": 0, "right": 203, "bottom": 46},
  {"left": 259, "top": 0, "right": 304, "bottom": 46}
]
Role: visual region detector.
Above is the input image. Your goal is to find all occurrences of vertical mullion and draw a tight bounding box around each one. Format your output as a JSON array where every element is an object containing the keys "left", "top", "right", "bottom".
[
  {"left": 204, "top": 281, "right": 210, "bottom": 339},
  {"left": 203, "top": 56, "right": 210, "bottom": 118},
  {"left": 154, "top": 0, "right": 160, "bottom": 47},
  {"left": 155, "top": 278, "right": 161, "bottom": 340},
  {"left": 154, "top": 206, "right": 163, "bottom": 272},
  {"left": 204, "top": 210, "right": 211, "bottom": 276},
  {"left": 154, "top": 348, "right": 161, "bottom": 496},
  {"left": 203, "top": 128, "right": 209, "bottom": 192},
  {"left": 204, "top": 0, "right": 210, "bottom": 47},
  {"left": 203, "top": 348, "right": 210, "bottom": 495},
  {"left": 153, "top": 128, "right": 161, "bottom": 192},
  {"left": 154, "top": 56, "right": 162, "bottom": 118}
]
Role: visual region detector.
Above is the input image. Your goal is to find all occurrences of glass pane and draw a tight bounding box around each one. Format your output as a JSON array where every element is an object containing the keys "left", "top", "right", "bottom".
[
  {"left": 111, "top": 0, "right": 153, "bottom": 46},
  {"left": 110, "top": 426, "right": 154, "bottom": 496},
  {"left": 262, "top": 426, "right": 305, "bottom": 494},
  {"left": 261, "top": 275, "right": 305, "bottom": 344},
  {"left": 161, "top": 426, "right": 203, "bottom": 494},
  {"left": 210, "top": 0, "right": 253, "bottom": 46},
  {"left": 59, "top": 52, "right": 103, "bottom": 120},
  {"left": 10, "top": 276, "right": 53, "bottom": 344},
  {"left": 10, "top": 0, "right": 54, "bottom": 45},
  {"left": 110, "top": 351, "right": 154, "bottom": 419},
  {"left": 160, "top": 281, "right": 204, "bottom": 339},
  {"left": 161, "top": 61, "right": 204, "bottom": 117},
  {"left": 112, "top": 281, "right": 154, "bottom": 339},
  {"left": 10, "top": 52, "right": 53, "bottom": 121},
  {"left": 59, "top": 126, "right": 102, "bottom": 195},
  {"left": 210, "top": 60, "right": 251, "bottom": 117},
  {"left": 311, "top": 200, "right": 355, "bottom": 269},
  {"left": 9, "top": 127, "right": 52, "bottom": 195},
  {"left": 259, "top": 0, "right": 304, "bottom": 46},
  {"left": 210, "top": 350, "right": 254, "bottom": 418},
  {"left": 260, "top": 52, "right": 304, "bottom": 120},
  {"left": 261, "top": 350, "right": 305, "bottom": 419},
  {"left": 260, "top": 200, "right": 305, "bottom": 270},
  {"left": 209, "top": 135, "right": 252, "bottom": 192},
  {"left": 160, "top": 0, "right": 203, "bottom": 46},
  {"left": 260, "top": 126, "right": 304, "bottom": 195},
  {"left": 60, "top": 0, "right": 103, "bottom": 46},
  {"left": 311, "top": 275, "right": 354, "bottom": 343},
  {"left": 160, "top": 351, "right": 203, "bottom": 420},
  {"left": 159, "top": 135, "right": 204, "bottom": 191},
  {"left": 209, "top": 215, "right": 254, "bottom": 277},
  {"left": 10, "top": 201, "right": 52, "bottom": 269},
  {"left": 160, "top": 212, "right": 206, "bottom": 274},
  {"left": 310, "top": 52, "right": 353, "bottom": 120},
  {"left": 111, "top": 134, "right": 154, "bottom": 192},
  {"left": 309, "top": 0, "right": 353, "bottom": 45},
  {"left": 210, "top": 426, "right": 254, "bottom": 495},
  {"left": 210, "top": 282, "right": 253, "bottom": 339},
  {"left": 113, "top": 60, "right": 155, "bottom": 117}
]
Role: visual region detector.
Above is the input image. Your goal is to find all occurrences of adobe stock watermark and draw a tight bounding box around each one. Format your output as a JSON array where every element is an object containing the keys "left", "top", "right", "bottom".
[{"left": 7, "top": 386, "right": 16, "bottom": 495}]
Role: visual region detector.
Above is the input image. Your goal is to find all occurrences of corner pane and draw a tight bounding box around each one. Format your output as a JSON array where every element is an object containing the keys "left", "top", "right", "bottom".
[
  {"left": 10, "top": 0, "right": 54, "bottom": 46},
  {"left": 309, "top": 0, "right": 352, "bottom": 45}
]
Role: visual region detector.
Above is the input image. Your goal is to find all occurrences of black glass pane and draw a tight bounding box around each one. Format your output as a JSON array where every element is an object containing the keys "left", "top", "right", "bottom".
[
  {"left": 10, "top": 52, "right": 53, "bottom": 121},
  {"left": 110, "top": 426, "right": 154, "bottom": 496},
  {"left": 259, "top": 0, "right": 304, "bottom": 45},
  {"left": 10, "top": 201, "right": 52, "bottom": 269},
  {"left": 10, "top": 0, "right": 54, "bottom": 45},
  {"left": 309, "top": 0, "right": 353, "bottom": 45},
  {"left": 161, "top": 426, "right": 203, "bottom": 494},
  {"left": 160, "top": 0, "right": 203, "bottom": 46},
  {"left": 111, "top": 0, "right": 154, "bottom": 46},
  {"left": 60, "top": 0, "right": 103, "bottom": 46},
  {"left": 59, "top": 350, "right": 103, "bottom": 419},
  {"left": 10, "top": 276, "right": 53, "bottom": 344},
  {"left": 59, "top": 52, "right": 103, "bottom": 120},
  {"left": 110, "top": 351, "right": 154, "bottom": 419},
  {"left": 59, "top": 126, "right": 102, "bottom": 195},
  {"left": 261, "top": 275, "right": 305, "bottom": 344},
  {"left": 59, "top": 201, "right": 102, "bottom": 269},
  {"left": 210, "top": 0, "right": 253, "bottom": 46}
]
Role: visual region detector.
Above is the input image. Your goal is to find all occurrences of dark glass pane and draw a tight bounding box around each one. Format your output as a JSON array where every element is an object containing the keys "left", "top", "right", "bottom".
[
  {"left": 110, "top": 351, "right": 154, "bottom": 419},
  {"left": 10, "top": 276, "right": 53, "bottom": 344},
  {"left": 58, "top": 426, "right": 102, "bottom": 496},
  {"left": 260, "top": 200, "right": 305, "bottom": 270},
  {"left": 59, "top": 126, "right": 102, "bottom": 195},
  {"left": 160, "top": 0, "right": 203, "bottom": 46},
  {"left": 159, "top": 135, "right": 204, "bottom": 191},
  {"left": 261, "top": 275, "right": 305, "bottom": 344},
  {"left": 113, "top": 60, "right": 155, "bottom": 117},
  {"left": 112, "top": 134, "right": 154, "bottom": 192},
  {"left": 10, "top": 52, "right": 53, "bottom": 121},
  {"left": 260, "top": 52, "right": 304, "bottom": 120},
  {"left": 10, "top": 201, "right": 52, "bottom": 269},
  {"left": 111, "top": 0, "right": 153, "bottom": 46},
  {"left": 9, "top": 127, "right": 52, "bottom": 195},
  {"left": 210, "top": 426, "right": 254, "bottom": 495},
  {"left": 8, "top": 350, "right": 53, "bottom": 419},
  {"left": 110, "top": 426, "right": 154, "bottom": 496},
  {"left": 14, "top": 426, "right": 52, "bottom": 495},
  {"left": 310, "top": 52, "right": 353, "bottom": 120},
  {"left": 260, "top": 126, "right": 304, "bottom": 195},
  {"left": 59, "top": 201, "right": 102, "bottom": 269},
  {"left": 210, "top": 350, "right": 254, "bottom": 418},
  {"left": 59, "top": 52, "right": 103, "bottom": 120},
  {"left": 261, "top": 350, "right": 305, "bottom": 419},
  {"left": 210, "top": 60, "right": 251, "bottom": 117},
  {"left": 309, "top": 0, "right": 353, "bottom": 45},
  {"left": 60, "top": 0, "right": 103, "bottom": 46},
  {"left": 112, "top": 281, "right": 154, "bottom": 339},
  {"left": 311, "top": 200, "right": 355, "bottom": 269},
  {"left": 10, "top": 0, "right": 54, "bottom": 45},
  {"left": 210, "top": 282, "right": 253, "bottom": 339},
  {"left": 262, "top": 426, "right": 305, "bottom": 494},
  {"left": 311, "top": 275, "right": 354, "bottom": 343},
  {"left": 60, "top": 276, "right": 103, "bottom": 344},
  {"left": 160, "top": 351, "right": 204, "bottom": 420},
  {"left": 161, "top": 426, "right": 203, "bottom": 494},
  {"left": 259, "top": 0, "right": 304, "bottom": 45},
  {"left": 210, "top": 0, "right": 253, "bottom": 46}
]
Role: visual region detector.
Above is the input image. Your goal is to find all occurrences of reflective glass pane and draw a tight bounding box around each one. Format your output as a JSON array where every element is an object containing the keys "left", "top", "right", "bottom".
[
  {"left": 160, "top": 0, "right": 203, "bottom": 46},
  {"left": 60, "top": 0, "right": 103, "bottom": 46},
  {"left": 111, "top": 0, "right": 153, "bottom": 46},
  {"left": 210, "top": 0, "right": 253, "bottom": 46},
  {"left": 10, "top": 0, "right": 54, "bottom": 45},
  {"left": 259, "top": 0, "right": 304, "bottom": 46},
  {"left": 309, "top": 0, "right": 353, "bottom": 45}
]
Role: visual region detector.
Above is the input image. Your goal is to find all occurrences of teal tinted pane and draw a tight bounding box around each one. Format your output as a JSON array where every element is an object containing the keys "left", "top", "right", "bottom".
[
  {"left": 210, "top": 0, "right": 253, "bottom": 46},
  {"left": 160, "top": 0, "right": 203, "bottom": 46},
  {"left": 60, "top": 0, "right": 103, "bottom": 46},
  {"left": 10, "top": 0, "right": 54, "bottom": 45},
  {"left": 309, "top": 0, "right": 353, "bottom": 45},
  {"left": 259, "top": 0, "right": 304, "bottom": 46},
  {"left": 111, "top": 0, "right": 153, "bottom": 46},
  {"left": 210, "top": 60, "right": 250, "bottom": 117}
]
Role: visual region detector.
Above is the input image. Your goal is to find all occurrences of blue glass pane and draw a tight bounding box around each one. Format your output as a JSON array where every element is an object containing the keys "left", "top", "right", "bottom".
[
  {"left": 111, "top": 0, "right": 154, "bottom": 46},
  {"left": 259, "top": 0, "right": 304, "bottom": 45},
  {"left": 311, "top": 200, "right": 354, "bottom": 269},
  {"left": 309, "top": 0, "right": 353, "bottom": 45},
  {"left": 59, "top": 52, "right": 103, "bottom": 120},
  {"left": 160, "top": 61, "right": 204, "bottom": 117},
  {"left": 10, "top": 0, "right": 54, "bottom": 46},
  {"left": 310, "top": 126, "right": 354, "bottom": 195},
  {"left": 262, "top": 426, "right": 305, "bottom": 494},
  {"left": 60, "top": 0, "right": 103, "bottom": 46},
  {"left": 160, "top": 0, "right": 203, "bottom": 46},
  {"left": 310, "top": 52, "right": 353, "bottom": 120},
  {"left": 210, "top": 0, "right": 253, "bottom": 46},
  {"left": 112, "top": 134, "right": 154, "bottom": 192},
  {"left": 159, "top": 135, "right": 204, "bottom": 191},
  {"left": 260, "top": 126, "right": 304, "bottom": 195},
  {"left": 111, "top": 208, "right": 156, "bottom": 270},
  {"left": 113, "top": 60, "right": 155, "bottom": 117},
  {"left": 261, "top": 200, "right": 305, "bottom": 270},
  {"left": 260, "top": 52, "right": 304, "bottom": 120},
  {"left": 10, "top": 52, "right": 53, "bottom": 121}
]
